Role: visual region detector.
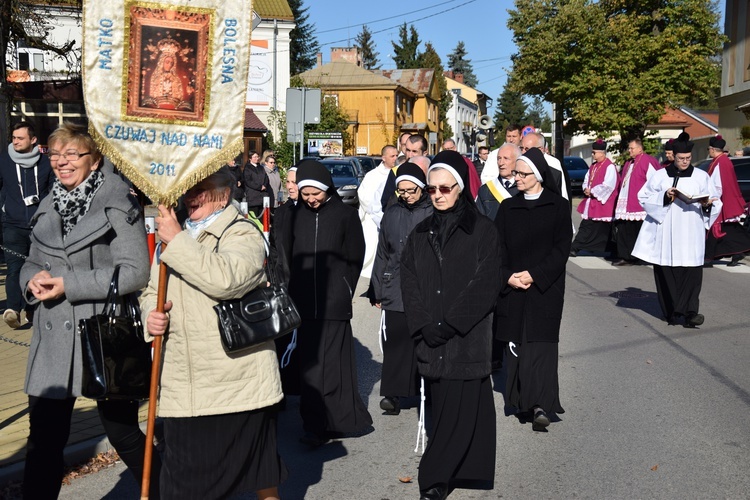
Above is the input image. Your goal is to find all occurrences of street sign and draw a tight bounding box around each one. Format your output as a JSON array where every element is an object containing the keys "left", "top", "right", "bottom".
[{"left": 286, "top": 87, "right": 321, "bottom": 145}]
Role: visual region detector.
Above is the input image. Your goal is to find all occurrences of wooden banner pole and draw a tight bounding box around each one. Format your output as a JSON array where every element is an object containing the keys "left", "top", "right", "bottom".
[{"left": 140, "top": 258, "right": 168, "bottom": 499}]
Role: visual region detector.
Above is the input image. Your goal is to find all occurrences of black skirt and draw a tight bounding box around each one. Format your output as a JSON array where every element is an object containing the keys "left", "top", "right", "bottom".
[
  {"left": 160, "top": 408, "right": 287, "bottom": 499},
  {"left": 613, "top": 219, "right": 643, "bottom": 261},
  {"left": 297, "top": 319, "right": 373, "bottom": 435},
  {"left": 380, "top": 310, "right": 419, "bottom": 397},
  {"left": 653, "top": 265, "right": 703, "bottom": 318},
  {"left": 419, "top": 377, "right": 496, "bottom": 491},
  {"left": 505, "top": 320, "right": 564, "bottom": 415},
  {"left": 705, "top": 222, "right": 750, "bottom": 260},
  {"left": 572, "top": 219, "right": 614, "bottom": 254}
]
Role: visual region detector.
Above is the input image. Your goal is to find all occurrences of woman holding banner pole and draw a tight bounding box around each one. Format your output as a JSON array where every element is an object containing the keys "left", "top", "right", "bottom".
[{"left": 144, "top": 168, "right": 286, "bottom": 499}]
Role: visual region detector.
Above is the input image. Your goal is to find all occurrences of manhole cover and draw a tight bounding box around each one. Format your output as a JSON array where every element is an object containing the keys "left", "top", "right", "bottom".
[{"left": 589, "top": 291, "right": 650, "bottom": 299}]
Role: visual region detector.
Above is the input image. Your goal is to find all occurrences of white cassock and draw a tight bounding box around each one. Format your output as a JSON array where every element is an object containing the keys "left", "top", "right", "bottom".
[
  {"left": 358, "top": 163, "right": 391, "bottom": 277},
  {"left": 632, "top": 167, "right": 721, "bottom": 267},
  {"left": 480, "top": 148, "right": 500, "bottom": 184},
  {"left": 544, "top": 153, "right": 569, "bottom": 201}
]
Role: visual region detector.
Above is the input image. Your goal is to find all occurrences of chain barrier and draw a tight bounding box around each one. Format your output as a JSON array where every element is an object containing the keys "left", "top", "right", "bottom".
[
  {"left": 0, "top": 245, "right": 28, "bottom": 260},
  {"left": 0, "top": 246, "right": 30, "bottom": 347},
  {"left": 0, "top": 335, "right": 30, "bottom": 348}
]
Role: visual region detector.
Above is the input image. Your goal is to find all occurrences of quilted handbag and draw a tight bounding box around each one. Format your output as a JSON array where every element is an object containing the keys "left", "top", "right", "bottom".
[{"left": 213, "top": 218, "right": 301, "bottom": 354}]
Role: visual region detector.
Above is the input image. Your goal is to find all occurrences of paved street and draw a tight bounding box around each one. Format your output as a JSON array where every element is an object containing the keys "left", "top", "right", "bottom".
[
  {"left": 46, "top": 242, "right": 750, "bottom": 499},
  {"left": 0, "top": 205, "right": 748, "bottom": 499}
]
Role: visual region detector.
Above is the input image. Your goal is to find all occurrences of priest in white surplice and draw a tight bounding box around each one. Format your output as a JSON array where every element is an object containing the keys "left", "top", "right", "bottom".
[
  {"left": 632, "top": 138, "right": 721, "bottom": 327},
  {"left": 358, "top": 145, "right": 398, "bottom": 276}
]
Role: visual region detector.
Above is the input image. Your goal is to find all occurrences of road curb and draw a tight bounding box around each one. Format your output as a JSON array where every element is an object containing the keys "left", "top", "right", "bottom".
[{"left": 0, "top": 434, "right": 113, "bottom": 487}]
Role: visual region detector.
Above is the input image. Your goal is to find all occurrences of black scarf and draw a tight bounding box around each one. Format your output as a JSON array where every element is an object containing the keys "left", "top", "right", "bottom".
[
  {"left": 429, "top": 196, "right": 467, "bottom": 251},
  {"left": 52, "top": 170, "right": 105, "bottom": 239}
]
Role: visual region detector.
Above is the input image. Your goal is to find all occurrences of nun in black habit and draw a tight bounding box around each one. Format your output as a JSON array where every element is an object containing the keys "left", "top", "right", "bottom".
[
  {"left": 281, "top": 160, "right": 372, "bottom": 446},
  {"left": 494, "top": 148, "right": 572, "bottom": 432},
  {"left": 400, "top": 150, "right": 500, "bottom": 499}
]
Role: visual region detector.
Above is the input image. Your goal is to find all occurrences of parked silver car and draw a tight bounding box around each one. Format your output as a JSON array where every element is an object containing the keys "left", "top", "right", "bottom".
[{"left": 319, "top": 157, "right": 365, "bottom": 206}]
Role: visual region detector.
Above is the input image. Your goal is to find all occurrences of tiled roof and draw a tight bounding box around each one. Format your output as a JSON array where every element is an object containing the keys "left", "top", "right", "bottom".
[
  {"left": 254, "top": 0, "right": 294, "bottom": 21},
  {"left": 298, "top": 61, "right": 399, "bottom": 89},
  {"left": 244, "top": 108, "right": 268, "bottom": 131},
  {"left": 380, "top": 69, "right": 434, "bottom": 95}
]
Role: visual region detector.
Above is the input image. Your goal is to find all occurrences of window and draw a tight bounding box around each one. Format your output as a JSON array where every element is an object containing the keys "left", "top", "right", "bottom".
[
  {"left": 19, "top": 52, "right": 30, "bottom": 71},
  {"left": 33, "top": 53, "right": 44, "bottom": 71}
]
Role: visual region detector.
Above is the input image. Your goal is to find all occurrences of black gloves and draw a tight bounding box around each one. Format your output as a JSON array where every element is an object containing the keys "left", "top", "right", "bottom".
[{"left": 420, "top": 322, "right": 456, "bottom": 347}]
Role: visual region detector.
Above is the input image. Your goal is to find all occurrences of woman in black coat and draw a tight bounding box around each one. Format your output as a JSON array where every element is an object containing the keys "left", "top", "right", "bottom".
[
  {"left": 494, "top": 147, "right": 572, "bottom": 432},
  {"left": 243, "top": 150, "right": 270, "bottom": 217},
  {"left": 401, "top": 151, "right": 500, "bottom": 500},
  {"left": 282, "top": 160, "right": 372, "bottom": 447},
  {"left": 370, "top": 163, "right": 432, "bottom": 415}
]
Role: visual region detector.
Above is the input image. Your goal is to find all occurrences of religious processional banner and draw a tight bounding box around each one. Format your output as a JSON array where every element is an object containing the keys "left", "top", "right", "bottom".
[{"left": 83, "top": 0, "right": 252, "bottom": 204}]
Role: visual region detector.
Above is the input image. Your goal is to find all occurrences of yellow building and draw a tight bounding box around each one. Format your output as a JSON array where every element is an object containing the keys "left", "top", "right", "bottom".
[
  {"left": 297, "top": 59, "right": 440, "bottom": 155},
  {"left": 380, "top": 69, "right": 441, "bottom": 154}
]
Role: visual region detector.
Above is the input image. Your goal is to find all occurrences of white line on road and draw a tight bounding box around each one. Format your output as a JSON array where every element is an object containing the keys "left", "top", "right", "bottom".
[
  {"left": 568, "top": 256, "right": 619, "bottom": 269},
  {"left": 713, "top": 264, "right": 750, "bottom": 274}
]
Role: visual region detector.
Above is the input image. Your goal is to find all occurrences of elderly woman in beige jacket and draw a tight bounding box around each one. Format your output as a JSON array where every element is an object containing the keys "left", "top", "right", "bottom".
[{"left": 142, "top": 167, "right": 286, "bottom": 500}]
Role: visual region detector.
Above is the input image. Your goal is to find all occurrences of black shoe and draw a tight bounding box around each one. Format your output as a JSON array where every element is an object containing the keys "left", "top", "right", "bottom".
[
  {"left": 569, "top": 249, "right": 578, "bottom": 257},
  {"left": 419, "top": 483, "right": 448, "bottom": 500},
  {"left": 380, "top": 396, "right": 400, "bottom": 415},
  {"left": 685, "top": 313, "right": 704, "bottom": 327},
  {"left": 515, "top": 410, "right": 533, "bottom": 424},
  {"left": 702, "top": 261, "right": 714, "bottom": 268},
  {"left": 299, "top": 431, "right": 330, "bottom": 448},
  {"left": 612, "top": 259, "right": 634, "bottom": 266},
  {"left": 727, "top": 254, "right": 743, "bottom": 267},
  {"left": 532, "top": 408, "right": 550, "bottom": 431}
]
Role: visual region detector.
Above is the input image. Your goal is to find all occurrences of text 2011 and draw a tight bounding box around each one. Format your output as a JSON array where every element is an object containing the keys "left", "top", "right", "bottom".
[{"left": 150, "top": 163, "right": 176, "bottom": 176}]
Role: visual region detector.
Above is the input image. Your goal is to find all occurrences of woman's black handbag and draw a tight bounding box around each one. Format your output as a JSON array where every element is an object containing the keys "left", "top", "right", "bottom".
[
  {"left": 213, "top": 218, "right": 301, "bottom": 354},
  {"left": 79, "top": 266, "right": 152, "bottom": 400}
]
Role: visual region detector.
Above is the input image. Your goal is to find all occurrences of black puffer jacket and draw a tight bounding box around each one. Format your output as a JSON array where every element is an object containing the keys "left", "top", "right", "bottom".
[
  {"left": 370, "top": 194, "right": 432, "bottom": 312},
  {"left": 400, "top": 204, "right": 500, "bottom": 380}
]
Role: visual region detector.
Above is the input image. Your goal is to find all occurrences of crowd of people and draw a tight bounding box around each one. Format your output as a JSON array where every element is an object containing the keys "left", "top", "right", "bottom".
[{"left": 2, "top": 119, "right": 748, "bottom": 499}]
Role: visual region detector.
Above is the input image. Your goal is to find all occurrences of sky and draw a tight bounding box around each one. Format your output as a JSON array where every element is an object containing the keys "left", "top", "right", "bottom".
[
  {"left": 306, "top": 0, "right": 513, "bottom": 117},
  {"left": 305, "top": 0, "right": 727, "bottom": 118}
]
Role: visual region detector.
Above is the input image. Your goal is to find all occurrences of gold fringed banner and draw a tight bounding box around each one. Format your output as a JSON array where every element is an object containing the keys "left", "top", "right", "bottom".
[{"left": 83, "top": 0, "right": 252, "bottom": 205}]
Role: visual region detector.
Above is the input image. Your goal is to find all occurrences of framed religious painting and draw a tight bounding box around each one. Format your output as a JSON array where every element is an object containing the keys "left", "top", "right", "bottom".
[{"left": 124, "top": 3, "right": 212, "bottom": 126}]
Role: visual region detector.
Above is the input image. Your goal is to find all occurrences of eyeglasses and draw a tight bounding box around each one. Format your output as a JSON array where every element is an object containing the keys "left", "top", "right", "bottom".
[
  {"left": 48, "top": 150, "right": 91, "bottom": 161},
  {"left": 511, "top": 170, "right": 535, "bottom": 179},
  {"left": 675, "top": 156, "right": 692, "bottom": 163},
  {"left": 426, "top": 183, "right": 458, "bottom": 195},
  {"left": 397, "top": 187, "right": 420, "bottom": 196}
]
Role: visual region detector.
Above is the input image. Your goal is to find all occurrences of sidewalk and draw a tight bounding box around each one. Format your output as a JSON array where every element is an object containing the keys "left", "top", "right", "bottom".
[{"left": 0, "top": 263, "right": 149, "bottom": 485}]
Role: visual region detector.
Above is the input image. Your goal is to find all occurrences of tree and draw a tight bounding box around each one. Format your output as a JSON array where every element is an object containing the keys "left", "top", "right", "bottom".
[
  {"left": 493, "top": 81, "right": 527, "bottom": 132},
  {"left": 446, "top": 41, "right": 478, "bottom": 88},
  {"left": 354, "top": 25, "right": 380, "bottom": 70},
  {"left": 266, "top": 109, "right": 296, "bottom": 170},
  {"left": 526, "top": 96, "right": 551, "bottom": 131},
  {"left": 419, "top": 42, "right": 452, "bottom": 141},
  {"left": 1, "top": 0, "right": 81, "bottom": 144},
  {"left": 288, "top": 0, "right": 320, "bottom": 75},
  {"left": 508, "top": 0, "right": 725, "bottom": 151},
  {"left": 391, "top": 23, "right": 421, "bottom": 70}
]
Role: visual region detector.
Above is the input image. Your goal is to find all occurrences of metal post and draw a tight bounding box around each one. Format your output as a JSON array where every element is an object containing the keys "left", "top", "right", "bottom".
[{"left": 299, "top": 89, "right": 306, "bottom": 160}]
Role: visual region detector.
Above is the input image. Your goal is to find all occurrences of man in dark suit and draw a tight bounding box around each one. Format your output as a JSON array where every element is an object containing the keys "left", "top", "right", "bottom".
[{"left": 473, "top": 146, "right": 489, "bottom": 178}]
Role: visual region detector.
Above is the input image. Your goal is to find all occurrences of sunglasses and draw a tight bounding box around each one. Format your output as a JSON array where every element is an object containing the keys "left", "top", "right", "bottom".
[{"left": 426, "top": 183, "right": 458, "bottom": 195}]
